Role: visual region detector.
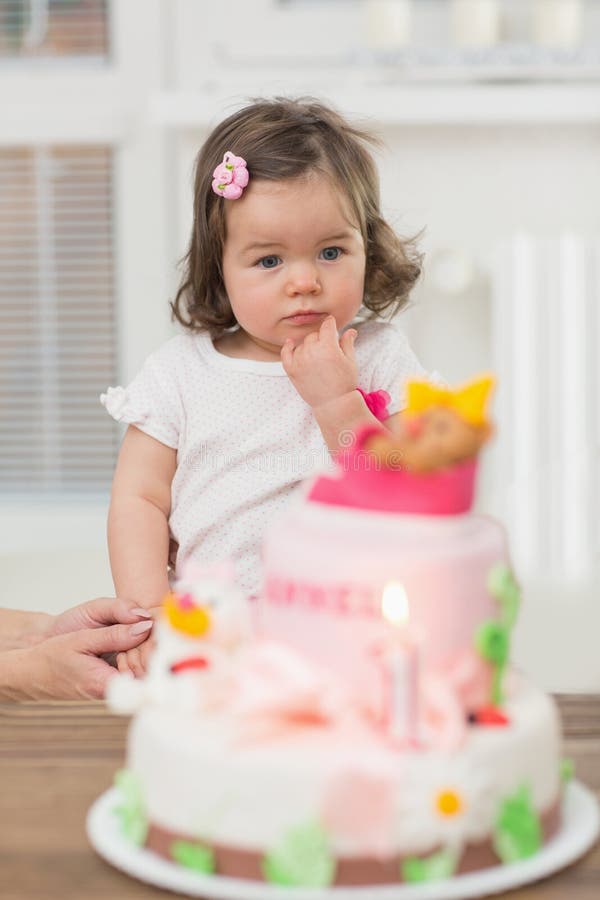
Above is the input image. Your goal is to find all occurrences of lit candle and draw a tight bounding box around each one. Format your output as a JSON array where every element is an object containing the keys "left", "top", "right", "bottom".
[{"left": 375, "top": 581, "right": 421, "bottom": 747}]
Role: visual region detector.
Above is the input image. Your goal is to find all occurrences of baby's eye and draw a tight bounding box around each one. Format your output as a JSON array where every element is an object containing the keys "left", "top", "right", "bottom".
[
  {"left": 257, "top": 255, "right": 281, "bottom": 269},
  {"left": 320, "top": 246, "right": 343, "bottom": 261}
]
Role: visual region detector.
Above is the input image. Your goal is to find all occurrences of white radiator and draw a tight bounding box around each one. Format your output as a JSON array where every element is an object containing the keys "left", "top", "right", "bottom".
[{"left": 491, "top": 234, "right": 599, "bottom": 584}]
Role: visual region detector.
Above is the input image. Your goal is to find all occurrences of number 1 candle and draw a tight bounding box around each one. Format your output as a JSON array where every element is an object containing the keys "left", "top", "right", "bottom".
[{"left": 375, "top": 581, "right": 421, "bottom": 748}]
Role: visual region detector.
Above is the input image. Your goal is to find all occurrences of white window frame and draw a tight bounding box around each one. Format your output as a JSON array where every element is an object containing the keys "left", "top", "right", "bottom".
[
  {"left": 0, "top": 0, "right": 174, "bottom": 552},
  {"left": 155, "top": 0, "right": 600, "bottom": 129}
]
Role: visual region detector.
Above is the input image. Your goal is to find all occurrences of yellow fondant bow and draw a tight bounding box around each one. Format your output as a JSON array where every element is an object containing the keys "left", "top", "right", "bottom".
[{"left": 404, "top": 374, "right": 495, "bottom": 427}]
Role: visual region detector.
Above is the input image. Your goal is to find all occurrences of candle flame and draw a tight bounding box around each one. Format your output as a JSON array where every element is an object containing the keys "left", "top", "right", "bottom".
[{"left": 381, "top": 581, "right": 409, "bottom": 626}]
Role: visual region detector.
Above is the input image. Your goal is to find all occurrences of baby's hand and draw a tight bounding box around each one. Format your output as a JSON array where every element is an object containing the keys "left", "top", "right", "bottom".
[
  {"left": 281, "top": 315, "right": 357, "bottom": 409},
  {"left": 115, "top": 605, "right": 161, "bottom": 678},
  {"left": 116, "top": 634, "right": 155, "bottom": 678}
]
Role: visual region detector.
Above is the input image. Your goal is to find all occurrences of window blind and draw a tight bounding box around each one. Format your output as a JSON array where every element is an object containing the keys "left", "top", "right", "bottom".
[
  {"left": 0, "top": 146, "right": 119, "bottom": 495},
  {"left": 0, "top": 0, "right": 108, "bottom": 58}
]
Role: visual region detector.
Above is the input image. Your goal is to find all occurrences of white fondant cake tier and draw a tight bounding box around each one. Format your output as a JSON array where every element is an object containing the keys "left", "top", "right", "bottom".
[
  {"left": 260, "top": 497, "right": 510, "bottom": 713},
  {"left": 127, "top": 676, "right": 561, "bottom": 862}
]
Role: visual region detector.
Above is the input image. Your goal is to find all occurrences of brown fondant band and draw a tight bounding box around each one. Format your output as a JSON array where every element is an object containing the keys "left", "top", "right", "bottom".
[{"left": 145, "top": 796, "right": 562, "bottom": 886}]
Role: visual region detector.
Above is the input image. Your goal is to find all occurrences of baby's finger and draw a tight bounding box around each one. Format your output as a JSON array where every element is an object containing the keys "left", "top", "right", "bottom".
[
  {"left": 319, "top": 315, "right": 338, "bottom": 342},
  {"left": 303, "top": 329, "right": 320, "bottom": 346},
  {"left": 116, "top": 651, "right": 131, "bottom": 674},
  {"left": 280, "top": 337, "right": 295, "bottom": 370},
  {"left": 127, "top": 648, "right": 146, "bottom": 680},
  {"left": 140, "top": 639, "right": 155, "bottom": 671},
  {"left": 340, "top": 328, "right": 357, "bottom": 359}
]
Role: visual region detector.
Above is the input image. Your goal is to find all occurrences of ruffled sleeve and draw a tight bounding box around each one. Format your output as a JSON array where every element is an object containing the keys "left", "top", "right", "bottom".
[
  {"left": 100, "top": 338, "right": 184, "bottom": 449},
  {"left": 100, "top": 385, "right": 149, "bottom": 426}
]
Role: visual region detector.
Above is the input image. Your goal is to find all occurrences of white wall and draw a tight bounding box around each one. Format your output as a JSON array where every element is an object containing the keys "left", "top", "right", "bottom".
[{"left": 380, "top": 122, "right": 600, "bottom": 378}]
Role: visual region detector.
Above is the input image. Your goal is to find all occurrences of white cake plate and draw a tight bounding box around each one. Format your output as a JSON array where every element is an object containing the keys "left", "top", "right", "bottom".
[{"left": 87, "top": 781, "right": 599, "bottom": 900}]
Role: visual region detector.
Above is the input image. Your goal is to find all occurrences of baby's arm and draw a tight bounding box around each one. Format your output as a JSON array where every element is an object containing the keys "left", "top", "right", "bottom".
[
  {"left": 281, "top": 316, "right": 385, "bottom": 452},
  {"left": 108, "top": 425, "right": 177, "bottom": 610}
]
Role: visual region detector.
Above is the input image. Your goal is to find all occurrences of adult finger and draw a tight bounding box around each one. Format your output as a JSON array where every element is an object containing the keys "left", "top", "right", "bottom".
[
  {"left": 50, "top": 597, "right": 152, "bottom": 637},
  {"left": 77, "top": 620, "right": 153, "bottom": 657},
  {"left": 82, "top": 657, "right": 124, "bottom": 701},
  {"left": 78, "top": 597, "right": 153, "bottom": 628}
]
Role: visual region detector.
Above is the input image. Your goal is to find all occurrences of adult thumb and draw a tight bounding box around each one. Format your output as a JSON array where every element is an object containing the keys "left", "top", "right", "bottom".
[{"left": 78, "top": 620, "right": 153, "bottom": 657}]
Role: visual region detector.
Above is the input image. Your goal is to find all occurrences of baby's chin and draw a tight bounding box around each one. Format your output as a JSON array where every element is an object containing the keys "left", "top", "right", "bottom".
[{"left": 287, "top": 328, "right": 321, "bottom": 346}]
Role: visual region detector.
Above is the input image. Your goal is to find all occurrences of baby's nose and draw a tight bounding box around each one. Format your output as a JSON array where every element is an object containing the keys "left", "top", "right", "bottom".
[{"left": 285, "top": 264, "right": 321, "bottom": 296}]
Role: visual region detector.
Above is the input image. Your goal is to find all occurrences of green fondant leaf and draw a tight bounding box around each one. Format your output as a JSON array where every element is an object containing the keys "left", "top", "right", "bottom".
[
  {"left": 494, "top": 784, "right": 541, "bottom": 863},
  {"left": 262, "top": 855, "right": 296, "bottom": 887},
  {"left": 171, "top": 840, "right": 215, "bottom": 874},
  {"left": 491, "top": 661, "right": 506, "bottom": 706},
  {"left": 475, "top": 620, "right": 510, "bottom": 666},
  {"left": 115, "top": 768, "right": 143, "bottom": 807},
  {"left": 560, "top": 757, "right": 575, "bottom": 784},
  {"left": 475, "top": 619, "right": 511, "bottom": 705},
  {"left": 262, "top": 821, "right": 335, "bottom": 887},
  {"left": 113, "top": 768, "right": 148, "bottom": 846},
  {"left": 488, "top": 564, "right": 521, "bottom": 628},
  {"left": 114, "top": 805, "right": 148, "bottom": 846},
  {"left": 402, "top": 848, "right": 457, "bottom": 883}
]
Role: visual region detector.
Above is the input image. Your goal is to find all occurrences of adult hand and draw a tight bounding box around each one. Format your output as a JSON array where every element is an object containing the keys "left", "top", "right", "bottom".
[
  {"left": 45, "top": 596, "right": 152, "bottom": 641},
  {"left": 1, "top": 619, "right": 154, "bottom": 701},
  {"left": 280, "top": 316, "right": 358, "bottom": 409}
]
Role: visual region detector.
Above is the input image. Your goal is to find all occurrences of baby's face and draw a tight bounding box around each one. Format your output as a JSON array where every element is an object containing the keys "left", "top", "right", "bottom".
[{"left": 220, "top": 175, "right": 366, "bottom": 361}]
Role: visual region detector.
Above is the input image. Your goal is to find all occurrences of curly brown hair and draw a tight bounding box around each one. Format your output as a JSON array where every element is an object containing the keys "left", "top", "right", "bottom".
[{"left": 171, "top": 97, "right": 422, "bottom": 337}]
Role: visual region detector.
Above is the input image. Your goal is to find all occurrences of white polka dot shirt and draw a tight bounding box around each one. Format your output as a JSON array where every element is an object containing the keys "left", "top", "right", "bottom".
[{"left": 102, "top": 319, "right": 431, "bottom": 598}]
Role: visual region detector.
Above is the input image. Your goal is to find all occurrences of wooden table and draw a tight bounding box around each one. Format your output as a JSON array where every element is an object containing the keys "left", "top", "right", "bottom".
[{"left": 0, "top": 696, "right": 598, "bottom": 899}]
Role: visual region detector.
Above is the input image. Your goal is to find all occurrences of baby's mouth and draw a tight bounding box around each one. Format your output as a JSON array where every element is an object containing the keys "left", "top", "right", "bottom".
[{"left": 284, "top": 311, "right": 327, "bottom": 325}]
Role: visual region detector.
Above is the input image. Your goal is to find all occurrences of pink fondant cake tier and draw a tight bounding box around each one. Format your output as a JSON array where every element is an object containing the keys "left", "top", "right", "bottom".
[{"left": 259, "top": 494, "right": 508, "bottom": 716}]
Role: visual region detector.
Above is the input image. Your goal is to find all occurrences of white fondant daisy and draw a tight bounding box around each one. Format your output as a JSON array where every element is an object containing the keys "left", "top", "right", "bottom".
[{"left": 397, "top": 756, "right": 494, "bottom": 854}]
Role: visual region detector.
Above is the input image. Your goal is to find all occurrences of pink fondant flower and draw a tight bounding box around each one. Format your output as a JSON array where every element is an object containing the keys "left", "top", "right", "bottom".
[
  {"left": 231, "top": 641, "right": 351, "bottom": 743},
  {"left": 235, "top": 641, "right": 341, "bottom": 722},
  {"left": 357, "top": 388, "right": 391, "bottom": 422},
  {"left": 211, "top": 151, "right": 249, "bottom": 199},
  {"left": 321, "top": 768, "right": 396, "bottom": 856}
]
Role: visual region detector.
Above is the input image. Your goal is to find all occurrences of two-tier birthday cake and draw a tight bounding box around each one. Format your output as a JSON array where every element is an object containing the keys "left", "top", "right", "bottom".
[{"left": 105, "top": 375, "right": 566, "bottom": 889}]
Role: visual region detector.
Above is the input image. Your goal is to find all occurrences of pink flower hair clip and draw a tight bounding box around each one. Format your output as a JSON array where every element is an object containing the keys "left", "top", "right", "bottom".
[{"left": 211, "top": 151, "right": 249, "bottom": 199}]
